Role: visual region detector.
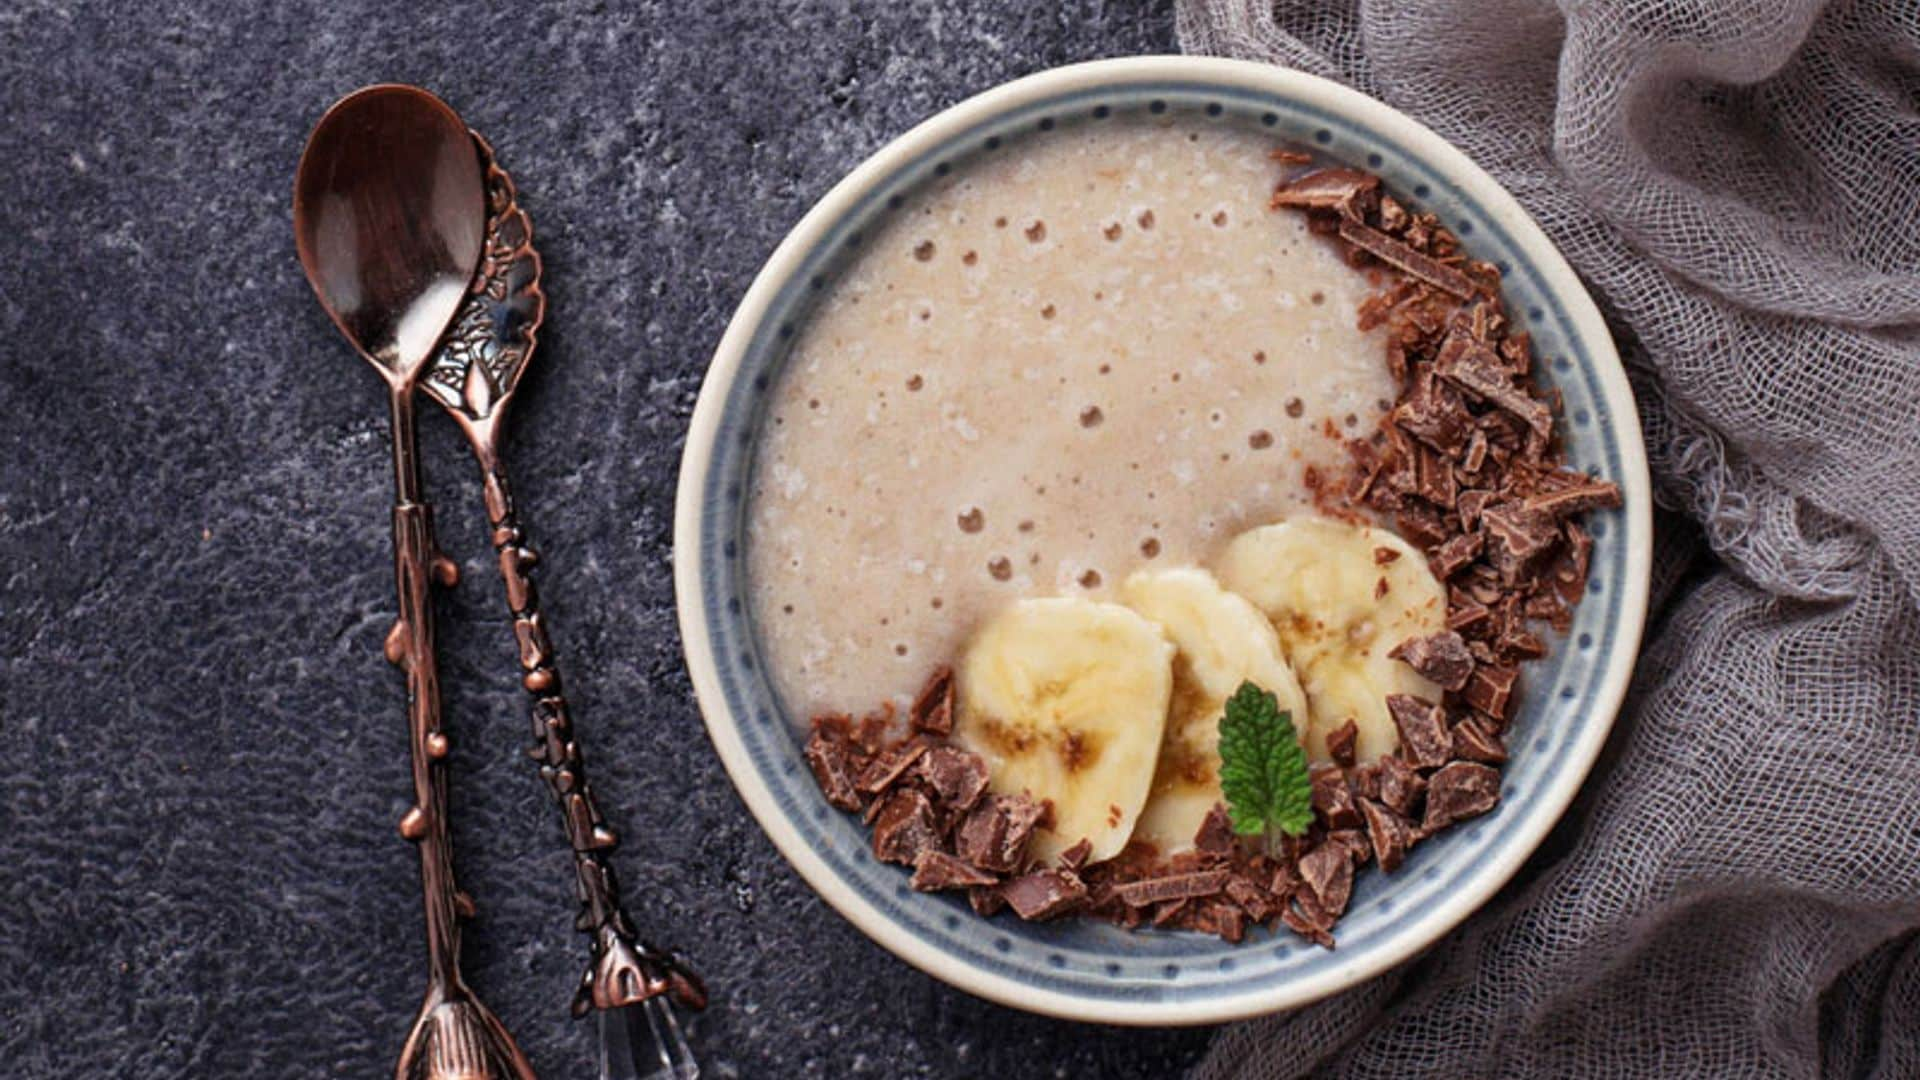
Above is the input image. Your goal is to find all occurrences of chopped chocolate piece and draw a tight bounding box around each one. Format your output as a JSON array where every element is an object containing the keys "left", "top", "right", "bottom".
[
  {"left": 915, "top": 745, "right": 989, "bottom": 811},
  {"left": 1337, "top": 217, "right": 1477, "bottom": 298},
  {"left": 871, "top": 789, "right": 939, "bottom": 866},
  {"left": 1348, "top": 760, "right": 1381, "bottom": 800},
  {"left": 1462, "top": 664, "right": 1519, "bottom": 720},
  {"left": 1282, "top": 891, "right": 1337, "bottom": 948},
  {"left": 1113, "top": 870, "right": 1233, "bottom": 908},
  {"left": 1378, "top": 194, "right": 1410, "bottom": 233},
  {"left": 1447, "top": 595, "right": 1494, "bottom": 636},
  {"left": 1269, "top": 167, "right": 1380, "bottom": 220},
  {"left": 1393, "top": 369, "right": 1472, "bottom": 456},
  {"left": 1269, "top": 860, "right": 1303, "bottom": 897},
  {"left": 1225, "top": 876, "right": 1279, "bottom": 922},
  {"left": 1194, "top": 804, "right": 1238, "bottom": 855},
  {"left": 1360, "top": 798, "right": 1414, "bottom": 872},
  {"left": 1311, "top": 764, "right": 1362, "bottom": 830},
  {"left": 1395, "top": 500, "right": 1451, "bottom": 548},
  {"left": 1463, "top": 428, "right": 1490, "bottom": 474},
  {"left": 1326, "top": 719, "right": 1360, "bottom": 767},
  {"left": 1386, "top": 694, "right": 1453, "bottom": 768},
  {"left": 1299, "top": 842, "right": 1355, "bottom": 916},
  {"left": 1389, "top": 631, "right": 1475, "bottom": 691},
  {"left": 1150, "top": 898, "right": 1191, "bottom": 927},
  {"left": 1001, "top": 869, "right": 1088, "bottom": 921},
  {"left": 1525, "top": 479, "right": 1624, "bottom": 519},
  {"left": 1269, "top": 148, "right": 1315, "bottom": 165},
  {"left": 1566, "top": 520, "right": 1593, "bottom": 584},
  {"left": 1435, "top": 333, "right": 1552, "bottom": 438},
  {"left": 1452, "top": 715, "right": 1508, "bottom": 764},
  {"left": 1416, "top": 445, "right": 1459, "bottom": 508},
  {"left": 804, "top": 721, "right": 865, "bottom": 811},
  {"left": 1457, "top": 488, "right": 1495, "bottom": 531},
  {"left": 955, "top": 793, "right": 1046, "bottom": 873},
  {"left": 968, "top": 885, "right": 1006, "bottom": 917},
  {"left": 1057, "top": 837, "right": 1093, "bottom": 871},
  {"left": 909, "top": 665, "right": 955, "bottom": 734},
  {"left": 1423, "top": 762, "right": 1502, "bottom": 831},
  {"left": 1494, "top": 619, "right": 1548, "bottom": 663},
  {"left": 1431, "top": 531, "right": 1485, "bottom": 580},
  {"left": 1168, "top": 849, "right": 1228, "bottom": 874},
  {"left": 1480, "top": 501, "right": 1561, "bottom": 583},
  {"left": 1377, "top": 754, "right": 1427, "bottom": 818},
  {"left": 1467, "top": 638, "right": 1498, "bottom": 664},
  {"left": 1499, "top": 330, "right": 1532, "bottom": 373},
  {"left": 1193, "top": 900, "right": 1248, "bottom": 943},
  {"left": 1330, "top": 827, "right": 1373, "bottom": 865},
  {"left": 911, "top": 850, "right": 997, "bottom": 892},
  {"left": 855, "top": 735, "right": 931, "bottom": 797}
]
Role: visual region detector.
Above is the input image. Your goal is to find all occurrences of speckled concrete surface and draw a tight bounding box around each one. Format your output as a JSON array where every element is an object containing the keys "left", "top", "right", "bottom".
[{"left": 0, "top": 2, "right": 1212, "bottom": 1076}]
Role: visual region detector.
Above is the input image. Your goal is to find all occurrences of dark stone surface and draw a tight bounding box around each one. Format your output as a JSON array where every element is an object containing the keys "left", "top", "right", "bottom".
[{"left": 0, "top": 2, "right": 1210, "bottom": 1076}]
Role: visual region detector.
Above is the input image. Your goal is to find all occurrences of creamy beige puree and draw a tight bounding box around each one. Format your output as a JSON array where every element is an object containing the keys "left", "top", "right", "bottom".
[{"left": 749, "top": 118, "right": 1393, "bottom": 719}]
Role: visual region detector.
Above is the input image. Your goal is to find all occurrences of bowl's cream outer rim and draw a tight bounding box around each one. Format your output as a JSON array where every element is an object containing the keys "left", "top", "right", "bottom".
[{"left": 674, "top": 55, "right": 1651, "bottom": 1027}]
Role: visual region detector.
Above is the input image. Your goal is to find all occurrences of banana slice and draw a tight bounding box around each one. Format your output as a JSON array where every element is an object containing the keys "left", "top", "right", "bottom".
[
  {"left": 953, "top": 597, "right": 1174, "bottom": 865},
  {"left": 1215, "top": 517, "right": 1446, "bottom": 763},
  {"left": 1120, "top": 567, "right": 1310, "bottom": 854}
]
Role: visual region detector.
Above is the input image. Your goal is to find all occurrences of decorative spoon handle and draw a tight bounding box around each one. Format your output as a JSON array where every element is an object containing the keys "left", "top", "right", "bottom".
[{"left": 383, "top": 388, "right": 536, "bottom": 1080}]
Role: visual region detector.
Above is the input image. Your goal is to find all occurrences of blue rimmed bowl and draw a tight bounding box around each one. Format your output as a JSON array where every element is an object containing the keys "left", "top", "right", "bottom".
[{"left": 675, "top": 57, "right": 1651, "bottom": 1025}]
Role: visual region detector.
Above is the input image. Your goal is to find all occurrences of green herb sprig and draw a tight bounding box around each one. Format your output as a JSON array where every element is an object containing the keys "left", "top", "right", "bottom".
[{"left": 1217, "top": 680, "right": 1314, "bottom": 843}]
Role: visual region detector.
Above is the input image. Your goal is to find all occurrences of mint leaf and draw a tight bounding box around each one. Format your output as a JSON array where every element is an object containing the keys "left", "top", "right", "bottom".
[{"left": 1216, "top": 681, "right": 1314, "bottom": 838}]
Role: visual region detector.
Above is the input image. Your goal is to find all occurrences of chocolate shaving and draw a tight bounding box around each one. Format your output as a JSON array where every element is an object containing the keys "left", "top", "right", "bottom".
[
  {"left": 1389, "top": 630, "right": 1476, "bottom": 691},
  {"left": 1435, "top": 333, "right": 1552, "bottom": 438},
  {"left": 1337, "top": 217, "right": 1477, "bottom": 298},
  {"left": 1525, "top": 480, "right": 1623, "bottom": 519},
  {"left": 1387, "top": 694, "right": 1454, "bottom": 768},
  {"left": 855, "top": 735, "right": 931, "bottom": 797},
  {"left": 1423, "top": 762, "right": 1501, "bottom": 831},
  {"left": 1270, "top": 167, "right": 1380, "bottom": 221},
  {"left": 1113, "top": 870, "right": 1233, "bottom": 908},
  {"left": 909, "top": 665, "right": 955, "bottom": 734}
]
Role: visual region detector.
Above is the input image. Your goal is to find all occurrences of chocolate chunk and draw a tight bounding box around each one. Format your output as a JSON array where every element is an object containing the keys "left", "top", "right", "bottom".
[
  {"left": 1194, "top": 804, "right": 1238, "bottom": 855},
  {"left": 910, "top": 850, "right": 997, "bottom": 892},
  {"left": 1447, "top": 595, "right": 1494, "bottom": 636},
  {"left": 1330, "top": 827, "right": 1373, "bottom": 865},
  {"left": 1377, "top": 754, "right": 1427, "bottom": 817},
  {"left": 1337, "top": 217, "right": 1477, "bottom": 298},
  {"left": 1001, "top": 869, "right": 1089, "bottom": 921},
  {"left": 1431, "top": 531, "right": 1485, "bottom": 580},
  {"left": 909, "top": 665, "right": 955, "bottom": 734},
  {"left": 1057, "top": 837, "right": 1093, "bottom": 871},
  {"left": 1224, "top": 876, "right": 1279, "bottom": 922},
  {"left": 871, "top": 789, "right": 939, "bottom": 866},
  {"left": 1112, "top": 869, "right": 1233, "bottom": 908},
  {"left": 1348, "top": 760, "right": 1381, "bottom": 800},
  {"left": 1435, "top": 333, "right": 1552, "bottom": 439},
  {"left": 1423, "top": 762, "right": 1501, "bottom": 831},
  {"left": 1281, "top": 891, "right": 1337, "bottom": 948},
  {"left": 1393, "top": 368, "right": 1472, "bottom": 456},
  {"left": 955, "top": 793, "right": 1045, "bottom": 873},
  {"left": 1269, "top": 167, "right": 1380, "bottom": 220},
  {"left": 1462, "top": 664, "right": 1519, "bottom": 720},
  {"left": 1298, "top": 842, "right": 1355, "bottom": 916},
  {"left": 1310, "top": 764, "right": 1362, "bottom": 830},
  {"left": 1378, "top": 194, "right": 1410, "bottom": 233},
  {"left": 1416, "top": 445, "right": 1459, "bottom": 508},
  {"left": 1192, "top": 900, "right": 1248, "bottom": 943},
  {"left": 1168, "top": 849, "right": 1228, "bottom": 874},
  {"left": 1463, "top": 428, "right": 1489, "bottom": 474},
  {"left": 1389, "top": 631, "right": 1475, "bottom": 691},
  {"left": 1326, "top": 719, "right": 1360, "bottom": 767},
  {"left": 915, "top": 745, "right": 989, "bottom": 811},
  {"left": 1499, "top": 330, "right": 1532, "bottom": 373},
  {"left": 1386, "top": 694, "right": 1453, "bottom": 768},
  {"left": 804, "top": 720, "right": 864, "bottom": 811},
  {"left": 1525, "top": 480, "right": 1623, "bottom": 520},
  {"left": 1395, "top": 500, "right": 1451, "bottom": 548},
  {"left": 1480, "top": 501, "right": 1561, "bottom": 584},
  {"left": 1452, "top": 714, "right": 1508, "bottom": 764},
  {"left": 1457, "top": 488, "right": 1495, "bottom": 531},
  {"left": 855, "top": 735, "right": 931, "bottom": 797},
  {"left": 1268, "top": 859, "right": 1303, "bottom": 898},
  {"left": 1359, "top": 798, "right": 1414, "bottom": 872},
  {"left": 1150, "top": 898, "right": 1191, "bottom": 927},
  {"left": 968, "top": 885, "right": 1006, "bottom": 917}
]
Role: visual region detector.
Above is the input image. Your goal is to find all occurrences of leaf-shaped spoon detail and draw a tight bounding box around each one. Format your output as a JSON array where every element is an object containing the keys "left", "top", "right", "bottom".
[{"left": 422, "top": 133, "right": 705, "bottom": 1079}]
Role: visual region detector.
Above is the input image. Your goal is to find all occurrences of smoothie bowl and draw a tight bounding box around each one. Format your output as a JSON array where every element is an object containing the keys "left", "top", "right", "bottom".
[{"left": 675, "top": 57, "right": 1650, "bottom": 1025}]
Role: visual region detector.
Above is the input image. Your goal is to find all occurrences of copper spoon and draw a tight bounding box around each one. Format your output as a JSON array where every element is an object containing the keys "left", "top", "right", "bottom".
[
  {"left": 420, "top": 131, "right": 704, "bottom": 1080},
  {"left": 293, "top": 84, "right": 536, "bottom": 1080}
]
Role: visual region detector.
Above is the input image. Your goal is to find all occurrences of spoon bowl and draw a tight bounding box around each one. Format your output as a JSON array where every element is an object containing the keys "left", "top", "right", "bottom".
[{"left": 295, "top": 84, "right": 486, "bottom": 385}]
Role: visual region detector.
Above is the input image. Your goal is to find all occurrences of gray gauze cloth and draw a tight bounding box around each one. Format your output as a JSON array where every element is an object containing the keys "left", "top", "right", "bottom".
[{"left": 1176, "top": 1, "right": 1920, "bottom": 1076}]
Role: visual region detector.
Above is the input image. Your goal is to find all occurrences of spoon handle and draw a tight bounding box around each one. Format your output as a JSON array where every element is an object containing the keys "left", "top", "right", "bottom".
[
  {"left": 476, "top": 449, "right": 708, "bottom": 1025},
  {"left": 383, "top": 388, "right": 537, "bottom": 1080}
]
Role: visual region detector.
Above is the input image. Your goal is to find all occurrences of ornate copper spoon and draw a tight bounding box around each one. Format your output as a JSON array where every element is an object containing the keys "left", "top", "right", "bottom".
[
  {"left": 294, "top": 85, "right": 535, "bottom": 1080},
  {"left": 419, "top": 132, "right": 705, "bottom": 1079}
]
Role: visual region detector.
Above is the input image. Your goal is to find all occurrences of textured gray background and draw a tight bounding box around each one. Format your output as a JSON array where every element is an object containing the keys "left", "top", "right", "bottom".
[{"left": 0, "top": 2, "right": 1212, "bottom": 1076}]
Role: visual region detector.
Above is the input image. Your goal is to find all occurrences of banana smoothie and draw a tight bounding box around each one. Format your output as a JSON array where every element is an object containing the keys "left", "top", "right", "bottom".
[{"left": 749, "top": 118, "right": 1395, "bottom": 722}]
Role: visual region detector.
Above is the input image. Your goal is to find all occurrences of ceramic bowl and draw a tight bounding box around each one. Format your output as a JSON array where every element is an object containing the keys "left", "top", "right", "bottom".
[{"left": 675, "top": 56, "right": 1650, "bottom": 1025}]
